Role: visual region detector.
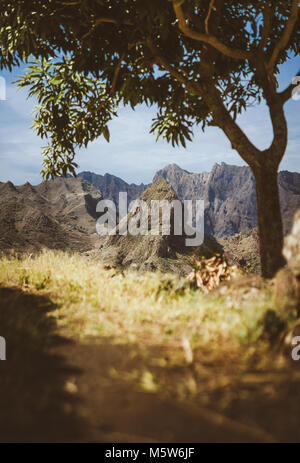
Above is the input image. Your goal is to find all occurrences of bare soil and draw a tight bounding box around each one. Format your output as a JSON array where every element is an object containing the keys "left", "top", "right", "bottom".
[{"left": 1, "top": 286, "right": 300, "bottom": 443}]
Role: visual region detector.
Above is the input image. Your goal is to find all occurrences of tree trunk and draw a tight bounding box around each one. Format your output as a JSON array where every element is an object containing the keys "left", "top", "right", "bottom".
[
  {"left": 252, "top": 165, "right": 286, "bottom": 278},
  {"left": 192, "top": 73, "right": 288, "bottom": 278}
]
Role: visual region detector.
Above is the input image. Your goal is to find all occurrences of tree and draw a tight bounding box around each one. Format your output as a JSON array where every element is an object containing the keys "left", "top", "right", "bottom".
[{"left": 0, "top": 0, "right": 299, "bottom": 278}]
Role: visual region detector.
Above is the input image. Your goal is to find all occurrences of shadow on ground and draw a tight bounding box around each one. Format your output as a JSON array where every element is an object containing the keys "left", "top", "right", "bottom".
[
  {"left": 1, "top": 286, "right": 300, "bottom": 442},
  {"left": 0, "top": 287, "right": 85, "bottom": 442},
  {"left": 59, "top": 341, "right": 277, "bottom": 443}
]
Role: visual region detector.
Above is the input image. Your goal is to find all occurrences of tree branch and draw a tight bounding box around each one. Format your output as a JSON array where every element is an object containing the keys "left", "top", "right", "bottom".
[
  {"left": 204, "top": 0, "right": 215, "bottom": 34},
  {"left": 172, "top": 2, "right": 253, "bottom": 61},
  {"left": 254, "top": 60, "right": 288, "bottom": 164},
  {"left": 267, "top": 0, "right": 299, "bottom": 71},
  {"left": 196, "top": 79, "right": 262, "bottom": 167},
  {"left": 80, "top": 52, "right": 126, "bottom": 121},
  {"left": 56, "top": 1, "right": 80, "bottom": 5},
  {"left": 147, "top": 30, "right": 286, "bottom": 169},
  {"left": 146, "top": 37, "right": 260, "bottom": 168},
  {"left": 81, "top": 17, "right": 133, "bottom": 40},
  {"left": 145, "top": 37, "right": 201, "bottom": 94},
  {"left": 110, "top": 51, "right": 126, "bottom": 95},
  {"left": 259, "top": 1, "right": 272, "bottom": 50}
]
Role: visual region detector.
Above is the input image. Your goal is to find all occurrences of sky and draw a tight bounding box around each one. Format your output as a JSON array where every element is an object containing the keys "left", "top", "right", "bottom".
[{"left": 0, "top": 57, "right": 299, "bottom": 186}]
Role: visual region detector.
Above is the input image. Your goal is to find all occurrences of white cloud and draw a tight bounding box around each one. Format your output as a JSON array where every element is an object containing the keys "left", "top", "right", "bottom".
[{"left": 0, "top": 59, "right": 299, "bottom": 186}]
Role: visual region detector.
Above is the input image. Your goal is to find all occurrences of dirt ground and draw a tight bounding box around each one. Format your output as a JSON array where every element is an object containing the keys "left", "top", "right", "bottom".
[{"left": 0, "top": 286, "right": 300, "bottom": 443}]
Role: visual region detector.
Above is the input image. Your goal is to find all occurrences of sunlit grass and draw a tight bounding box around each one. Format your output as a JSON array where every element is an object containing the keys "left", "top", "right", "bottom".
[{"left": 0, "top": 249, "right": 294, "bottom": 348}]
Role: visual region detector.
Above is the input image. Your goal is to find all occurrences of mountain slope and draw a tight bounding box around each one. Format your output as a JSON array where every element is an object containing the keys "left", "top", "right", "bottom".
[
  {"left": 78, "top": 171, "right": 148, "bottom": 205},
  {"left": 97, "top": 179, "right": 222, "bottom": 273},
  {"left": 153, "top": 163, "right": 300, "bottom": 237},
  {"left": 0, "top": 177, "right": 102, "bottom": 252}
]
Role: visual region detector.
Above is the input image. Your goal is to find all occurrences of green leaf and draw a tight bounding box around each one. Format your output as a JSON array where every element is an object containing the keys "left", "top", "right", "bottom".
[{"left": 103, "top": 126, "right": 110, "bottom": 143}]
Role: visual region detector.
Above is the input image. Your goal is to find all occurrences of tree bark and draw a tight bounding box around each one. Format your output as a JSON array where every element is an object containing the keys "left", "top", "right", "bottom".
[{"left": 252, "top": 164, "right": 286, "bottom": 278}]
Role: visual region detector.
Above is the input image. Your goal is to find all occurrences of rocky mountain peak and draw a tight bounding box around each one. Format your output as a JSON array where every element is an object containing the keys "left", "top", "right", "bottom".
[
  {"left": 154, "top": 163, "right": 300, "bottom": 237},
  {"left": 139, "top": 178, "right": 178, "bottom": 204},
  {"left": 78, "top": 171, "right": 148, "bottom": 204}
]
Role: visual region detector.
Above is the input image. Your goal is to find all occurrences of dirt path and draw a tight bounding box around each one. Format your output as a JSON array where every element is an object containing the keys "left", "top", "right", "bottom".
[
  {"left": 1, "top": 286, "right": 300, "bottom": 443},
  {"left": 55, "top": 340, "right": 276, "bottom": 443}
]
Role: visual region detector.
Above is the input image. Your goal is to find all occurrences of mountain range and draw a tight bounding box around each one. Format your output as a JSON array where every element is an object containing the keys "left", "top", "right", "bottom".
[
  {"left": 78, "top": 171, "right": 147, "bottom": 205},
  {"left": 80, "top": 163, "right": 300, "bottom": 237},
  {"left": 1, "top": 162, "right": 299, "bottom": 257}
]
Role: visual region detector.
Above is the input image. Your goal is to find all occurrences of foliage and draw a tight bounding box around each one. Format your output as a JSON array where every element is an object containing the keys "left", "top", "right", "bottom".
[
  {"left": 15, "top": 57, "right": 116, "bottom": 179},
  {"left": 186, "top": 254, "right": 241, "bottom": 291},
  {"left": 0, "top": 0, "right": 298, "bottom": 177}
]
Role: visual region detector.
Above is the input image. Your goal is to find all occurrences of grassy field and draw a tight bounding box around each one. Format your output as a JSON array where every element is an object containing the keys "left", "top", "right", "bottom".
[
  {"left": 0, "top": 250, "right": 299, "bottom": 442},
  {"left": 0, "top": 250, "right": 294, "bottom": 345}
]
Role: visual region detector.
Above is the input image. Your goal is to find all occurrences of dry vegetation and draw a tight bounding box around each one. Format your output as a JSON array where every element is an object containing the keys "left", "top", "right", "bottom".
[
  {"left": 1, "top": 250, "right": 300, "bottom": 442},
  {"left": 0, "top": 250, "right": 294, "bottom": 346}
]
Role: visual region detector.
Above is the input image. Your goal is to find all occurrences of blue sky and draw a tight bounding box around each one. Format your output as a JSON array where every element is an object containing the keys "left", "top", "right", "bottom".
[{"left": 0, "top": 57, "right": 299, "bottom": 186}]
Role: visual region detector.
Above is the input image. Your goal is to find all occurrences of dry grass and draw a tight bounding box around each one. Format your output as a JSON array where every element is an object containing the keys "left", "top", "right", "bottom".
[{"left": 0, "top": 249, "right": 294, "bottom": 348}]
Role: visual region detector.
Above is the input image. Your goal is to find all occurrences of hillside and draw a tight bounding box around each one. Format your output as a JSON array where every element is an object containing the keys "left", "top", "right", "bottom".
[
  {"left": 0, "top": 177, "right": 102, "bottom": 252},
  {"left": 97, "top": 179, "right": 222, "bottom": 274}
]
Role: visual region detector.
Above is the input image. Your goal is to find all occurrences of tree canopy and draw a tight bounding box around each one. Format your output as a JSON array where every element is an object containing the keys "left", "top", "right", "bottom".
[{"left": 0, "top": 0, "right": 298, "bottom": 177}]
